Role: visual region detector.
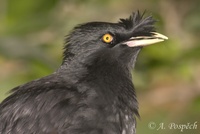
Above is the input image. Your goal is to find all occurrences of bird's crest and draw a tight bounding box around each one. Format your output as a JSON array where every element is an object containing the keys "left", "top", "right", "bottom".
[{"left": 118, "top": 11, "right": 156, "bottom": 34}]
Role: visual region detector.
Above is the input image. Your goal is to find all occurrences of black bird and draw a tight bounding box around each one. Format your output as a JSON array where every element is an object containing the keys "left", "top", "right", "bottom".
[{"left": 0, "top": 11, "right": 168, "bottom": 134}]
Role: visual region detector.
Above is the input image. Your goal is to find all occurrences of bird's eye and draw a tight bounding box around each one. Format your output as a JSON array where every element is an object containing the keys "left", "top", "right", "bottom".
[{"left": 102, "top": 33, "right": 113, "bottom": 44}]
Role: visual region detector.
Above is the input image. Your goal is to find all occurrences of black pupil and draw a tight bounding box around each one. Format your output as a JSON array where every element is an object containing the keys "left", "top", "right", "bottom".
[{"left": 106, "top": 36, "right": 109, "bottom": 40}]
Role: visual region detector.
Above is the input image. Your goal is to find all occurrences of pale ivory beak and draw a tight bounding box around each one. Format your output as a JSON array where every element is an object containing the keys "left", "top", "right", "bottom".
[{"left": 125, "top": 32, "right": 168, "bottom": 47}]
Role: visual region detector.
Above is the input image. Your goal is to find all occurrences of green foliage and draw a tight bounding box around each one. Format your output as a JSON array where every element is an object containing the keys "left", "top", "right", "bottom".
[{"left": 2, "top": 0, "right": 58, "bottom": 35}]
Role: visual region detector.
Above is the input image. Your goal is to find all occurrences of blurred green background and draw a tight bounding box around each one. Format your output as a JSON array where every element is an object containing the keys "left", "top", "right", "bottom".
[{"left": 0, "top": 0, "right": 200, "bottom": 133}]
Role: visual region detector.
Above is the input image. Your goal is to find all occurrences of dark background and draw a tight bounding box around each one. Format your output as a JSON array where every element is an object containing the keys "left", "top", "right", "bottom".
[{"left": 0, "top": 0, "right": 200, "bottom": 134}]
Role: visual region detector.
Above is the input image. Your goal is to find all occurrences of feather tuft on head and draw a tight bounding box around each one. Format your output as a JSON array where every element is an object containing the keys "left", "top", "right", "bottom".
[{"left": 118, "top": 11, "right": 156, "bottom": 34}]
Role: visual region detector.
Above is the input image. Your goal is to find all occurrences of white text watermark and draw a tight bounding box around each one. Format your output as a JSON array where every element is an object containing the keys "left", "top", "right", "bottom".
[{"left": 148, "top": 121, "right": 198, "bottom": 132}]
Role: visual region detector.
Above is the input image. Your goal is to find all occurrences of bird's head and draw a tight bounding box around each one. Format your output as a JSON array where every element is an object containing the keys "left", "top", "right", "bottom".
[{"left": 62, "top": 11, "right": 168, "bottom": 70}]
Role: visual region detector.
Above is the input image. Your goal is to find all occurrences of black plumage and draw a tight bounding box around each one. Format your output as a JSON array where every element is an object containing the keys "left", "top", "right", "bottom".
[{"left": 0, "top": 11, "right": 167, "bottom": 134}]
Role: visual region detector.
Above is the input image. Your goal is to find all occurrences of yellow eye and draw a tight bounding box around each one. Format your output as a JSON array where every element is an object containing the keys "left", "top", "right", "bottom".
[{"left": 102, "top": 33, "right": 113, "bottom": 43}]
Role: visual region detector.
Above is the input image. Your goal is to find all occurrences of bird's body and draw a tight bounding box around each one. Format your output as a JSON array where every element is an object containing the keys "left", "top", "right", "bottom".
[
  {"left": 0, "top": 60, "right": 137, "bottom": 134},
  {"left": 0, "top": 12, "right": 167, "bottom": 134}
]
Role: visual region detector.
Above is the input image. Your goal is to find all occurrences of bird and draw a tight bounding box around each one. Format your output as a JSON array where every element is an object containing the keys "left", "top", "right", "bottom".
[{"left": 0, "top": 11, "right": 168, "bottom": 134}]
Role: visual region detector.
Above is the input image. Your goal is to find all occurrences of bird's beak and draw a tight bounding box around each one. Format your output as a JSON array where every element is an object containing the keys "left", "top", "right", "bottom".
[{"left": 125, "top": 32, "right": 168, "bottom": 47}]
